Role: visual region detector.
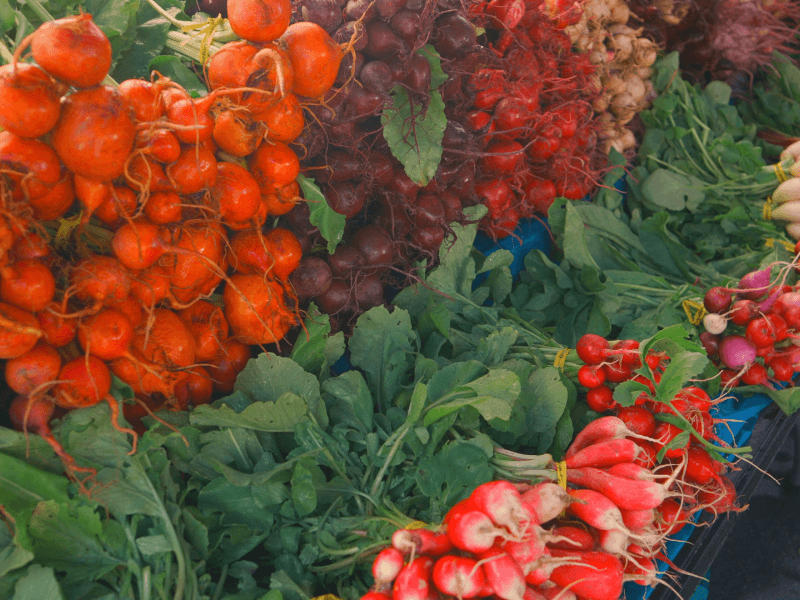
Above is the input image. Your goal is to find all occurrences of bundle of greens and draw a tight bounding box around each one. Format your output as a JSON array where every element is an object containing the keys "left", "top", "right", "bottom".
[{"left": 625, "top": 52, "right": 793, "bottom": 262}]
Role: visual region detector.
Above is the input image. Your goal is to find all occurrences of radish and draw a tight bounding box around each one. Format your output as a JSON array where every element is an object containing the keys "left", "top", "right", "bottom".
[
  {"left": 372, "top": 547, "right": 405, "bottom": 586},
  {"left": 536, "top": 582, "right": 576, "bottom": 600},
  {"left": 596, "top": 527, "right": 629, "bottom": 555},
  {"left": 619, "top": 507, "right": 656, "bottom": 531},
  {"left": 697, "top": 475, "right": 741, "bottom": 515},
  {"left": 614, "top": 405, "right": 656, "bottom": 437},
  {"left": 565, "top": 416, "right": 642, "bottom": 459},
  {"left": 391, "top": 528, "right": 453, "bottom": 557},
  {"left": 703, "top": 312, "right": 728, "bottom": 335},
  {"left": 392, "top": 556, "right": 434, "bottom": 600},
  {"left": 545, "top": 525, "right": 596, "bottom": 551},
  {"left": 566, "top": 488, "right": 632, "bottom": 534},
  {"left": 500, "top": 524, "right": 547, "bottom": 571},
  {"left": 718, "top": 334, "right": 757, "bottom": 370},
  {"left": 478, "top": 546, "right": 526, "bottom": 600},
  {"left": 447, "top": 509, "right": 506, "bottom": 553},
  {"left": 469, "top": 480, "right": 529, "bottom": 536},
  {"left": 520, "top": 482, "right": 576, "bottom": 524},
  {"left": 703, "top": 286, "right": 733, "bottom": 313},
  {"left": 548, "top": 549, "right": 624, "bottom": 600},
  {"left": 576, "top": 333, "right": 610, "bottom": 365},
  {"left": 564, "top": 438, "right": 643, "bottom": 469},
  {"left": 567, "top": 467, "right": 671, "bottom": 511},
  {"left": 431, "top": 555, "right": 487, "bottom": 598},
  {"left": 604, "top": 462, "right": 657, "bottom": 481},
  {"left": 737, "top": 266, "right": 772, "bottom": 300}
]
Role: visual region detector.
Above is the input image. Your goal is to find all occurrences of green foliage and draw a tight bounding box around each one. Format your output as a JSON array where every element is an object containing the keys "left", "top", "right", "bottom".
[{"left": 298, "top": 175, "right": 346, "bottom": 255}]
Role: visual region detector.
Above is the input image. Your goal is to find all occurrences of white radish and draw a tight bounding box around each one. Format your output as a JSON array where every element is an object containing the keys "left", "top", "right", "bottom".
[
  {"left": 703, "top": 312, "right": 728, "bottom": 335},
  {"left": 770, "top": 200, "right": 800, "bottom": 222},
  {"left": 772, "top": 177, "right": 800, "bottom": 204}
]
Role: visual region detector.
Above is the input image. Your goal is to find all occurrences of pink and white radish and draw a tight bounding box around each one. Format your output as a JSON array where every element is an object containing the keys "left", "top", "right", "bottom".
[{"left": 431, "top": 555, "right": 487, "bottom": 599}]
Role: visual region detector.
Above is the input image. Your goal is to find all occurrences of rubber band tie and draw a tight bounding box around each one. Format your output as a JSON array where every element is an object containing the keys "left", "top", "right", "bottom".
[
  {"left": 682, "top": 299, "right": 707, "bottom": 326},
  {"left": 180, "top": 16, "right": 224, "bottom": 64},
  {"left": 405, "top": 521, "right": 428, "bottom": 530},
  {"left": 54, "top": 212, "right": 83, "bottom": 252},
  {"left": 763, "top": 195, "right": 774, "bottom": 220},
  {"left": 311, "top": 595, "right": 346, "bottom": 600},
  {"left": 765, "top": 238, "right": 796, "bottom": 252},
  {"left": 556, "top": 461, "right": 568, "bottom": 490},
  {"left": 774, "top": 162, "right": 789, "bottom": 183},
  {"left": 553, "top": 348, "right": 570, "bottom": 372}
]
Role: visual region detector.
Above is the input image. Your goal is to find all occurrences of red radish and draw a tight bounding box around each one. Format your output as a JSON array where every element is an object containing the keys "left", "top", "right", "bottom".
[
  {"left": 654, "top": 498, "right": 690, "bottom": 535},
  {"left": 565, "top": 416, "right": 640, "bottom": 459},
  {"left": 697, "top": 475, "right": 740, "bottom": 515},
  {"left": 577, "top": 364, "right": 606, "bottom": 388},
  {"left": 443, "top": 497, "right": 477, "bottom": 525},
  {"left": 566, "top": 488, "right": 632, "bottom": 534},
  {"left": 564, "top": 438, "right": 643, "bottom": 469},
  {"left": 738, "top": 267, "right": 772, "bottom": 300},
  {"left": 619, "top": 507, "right": 656, "bottom": 530},
  {"left": 595, "top": 527, "right": 629, "bottom": 555},
  {"left": 703, "top": 286, "right": 733, "bottom": 313},
  {"left": 0, "top": 63, "right": 61, "bottom": 138},
  {"left": 361, "top": 594, "right": 391, "bottom": 600},
  {"left": 447, "top": 509, "right": 506, "bottom": 553},
  {"left": 520, "top": 482, "right": 575, "bottom": 524},
  {"left": 615, "top": 405, "right": 656, "bottom": 437},
  {"left": 0, "top": 301, "right": 43, "bottom": 359},
  {"left": 431, "top": 555, "right": 488, "bottom": 598},
  {"left": 372, "top": 547, "right": 405, "bottom": 586},
  {"left": 392, "top": 556, "right": 434, "bottom": 600},
  {"left": 548, "top": 549, "right": 624, "bottom": 600},
  {"left": 652, "top": 421, "right": 690, "bottom": 459},
  {"left": 391, "top": 528, "right": 452, "bottom": 556},
  {"left": 536, "top": 582, "right": 576, "bottom": 600},
  {"left": 567, "top": 467, "right": 671, "bottom": 511},
  {"left": 5, "top": 341, "right": 61, "bottom": 397},
  {"left": 604, "top": 462, "right": 656, "bottom": 481},
  {"left": 576, "top": 334, "right": 610, "bottom": 365},
  {"left": 501, "top": 524, "right": 548, "bottom": 570},
  {"left": 468, "top": 480, "right": 528, "bottom": 536},
  {"left": 624, "top": 555, "right": 659, "bottom": 586},
  {"left": 24, "top": 13, "right": 111, "bottom": 88},
  {"left": 50, "top": 85, "right": 137, "bottom": 182},
  {"left": 478, "top": 546, "right": 526, "bottom": 600},
  {"left": 545, "top": 526, "right": 596, "bottom": 551},
  {"left": 729, "top": 299, "right": 759, "bottom": 326},
  {"left": 586, "top": 385, "right": 617, "bottom": 412}
]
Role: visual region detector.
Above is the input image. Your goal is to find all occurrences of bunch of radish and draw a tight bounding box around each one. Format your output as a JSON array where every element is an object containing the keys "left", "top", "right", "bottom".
[
  {"left": 463, "top": 0, "right": 608, "bottom": 236},
  {"left": 697, "top": 257, "right": 800, "bottom": 389},
  {"left": 0, "top": 7, "right": 359, "bottom": 479},
  {"left": 363, "top": 416, "right": 742, "bottom": 600}
]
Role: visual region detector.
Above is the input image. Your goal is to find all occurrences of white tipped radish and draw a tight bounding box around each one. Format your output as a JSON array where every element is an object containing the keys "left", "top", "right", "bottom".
[
  {"left": 431, "top": 555, "right": 487, "bottom": 599},
  {"left": 478, "top": 546, "right": 527, "bottom": 600},
  {"left": 501, "top": 525, "right": 548, "bottom": 572},
  {"left": 447, "top": 509, "right": 506, "bottom": 553},
  {"left": 567, "top": 467, "right": 670, "bottom": 511},
  {"left": 520, "top": 482, "right": 576, "bottom": 524},
  {"left": 537, "top": 581, "right": 577, "bottom": 600},
  {"left": 564, "top": 438, "right": 644, "bottom": 469},
  {"left": 392, "top": 528, "right": 452, "bottom": 556},
  {"left": 566, "top": 488, "right": 632, "bottom": 533},
  {"left": 393, "top": 556, "right": 434, "bottom": 600},
  {"left": 620, "top": 507, "right": 656, "bottom": 530},
  {"left": 469, "top": 480, "right": 528, "bottom": 536},
  {"left": 596, "top": 527, "right": 629, "bottom": 555},
  {"left": 773, "top": 177, "right": 800, "bottom": 204},
  {"left": 787, "top": 222, "right": 800, "bottom": 240},
  {"left": 770, "top": 200, "right": 800, "bottom": 222},
  {"left": 703, "top": 312, "right": 728, "bottom": 335},
  {"left": 548, "top": 549, "right": 625, "bottom": 600},
  {"left": 565, "top": 416, "right": 639, "bottom": 458},
  {"left": 373, "top": 547, "right": 405, "bottom": 585}
]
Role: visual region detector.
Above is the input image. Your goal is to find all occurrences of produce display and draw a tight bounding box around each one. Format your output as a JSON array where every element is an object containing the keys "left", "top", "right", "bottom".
[{"left": 1, "top": 0, "right": 800, "bottom": 599}]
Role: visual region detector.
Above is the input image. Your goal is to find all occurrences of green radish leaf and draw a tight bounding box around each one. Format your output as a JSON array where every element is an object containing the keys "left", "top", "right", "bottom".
[
  {"left": 323, "top": 371, "right": 374, "bottom": 432},
  {"left": 612, "top": 379, "right": 651, "bottom": 408},
  {"left": 0, "top": 517, "right": 33, "bottom": 579},
  {"left": 382, "top": 87, "right": 446, "bottom": 186},
  {"left": 9, "top": 564, "right": 64, "bottom": 600},
  {"left": 191, "top": 392, "right": 309, "bottom": 432},
  {"left": 148, "top": 55, "right": 207, "bottom": 95},
  {"left": 298, "top": 174, "right": 346, "bottom": 254},
  {"left": 655, "top": 351, "right": 708, "bottom": 403},
  {"left": 290, "top": 303, "right": 345, "bottom": 381},
  {"left": 640, "top": 169, "right": 706, "bottom": 211},
  {"left": 762, "top": 386, "right": 800, "bottom": 416},
  {"left": 655, "top": 430, "right": 691, "bottom": 463},
  {"left": 406, "top": 382, "right": 428, "bottom": 425},
  {"left": 290, "top": 463, "right": 317, "bottom": 517}
]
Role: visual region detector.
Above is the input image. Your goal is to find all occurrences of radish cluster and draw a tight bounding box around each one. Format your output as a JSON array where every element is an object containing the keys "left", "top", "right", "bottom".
[
  {"left": 698, "top": 260, "right": 800, "bottom": 388},
  {"left": 0, "top": 11, "right": 348, "bottom": 475},
  {"left": 365, "top": 418, "right": 741, "bottom": 600}
]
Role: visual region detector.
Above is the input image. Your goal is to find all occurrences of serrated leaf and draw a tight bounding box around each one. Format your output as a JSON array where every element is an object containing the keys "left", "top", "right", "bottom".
[
  {"left": 382, "top": 87, "right": 446, "bottom": 186},
  {"left": 298, "top": 174, "right": 345, "bottom": 254}
]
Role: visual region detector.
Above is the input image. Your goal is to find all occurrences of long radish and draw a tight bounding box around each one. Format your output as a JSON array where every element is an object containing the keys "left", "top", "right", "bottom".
[
  {"left": 565, "top": 416, "right": 644, "bottom": 459},
  {"left": 478, "top": 546, "right": 526, "bottom": 600},
  {"left": 548, "top": 549, "right": 624, "bottom": 600},
  {"left": 567, "top": 467, "right": 671, "bottom": 511},
  {"left": 520, "top": 482, "right": 576, "bottom": 524},
  {"left": 566, "top": 488, "right": 633, "bottom": 534},
  {"left": 564, "top": 438, "right": 644, "bottom": 469}
]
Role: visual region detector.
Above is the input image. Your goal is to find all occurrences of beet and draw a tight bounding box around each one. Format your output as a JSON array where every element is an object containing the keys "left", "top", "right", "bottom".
[
  {"left": 345, "top": 84, "right": 385, "bottom": 118},
  {"left": 369, "top": 151, "right": 396, "bottom": 186},
  {"left": 351, "top": 224, "right": 394, "bottom": 272},
  {"left": 410, "top": 226, "right": 445, "bottom": 252},
  {"left": 403, "top": 52, "right": 432, "bottom": 92},
  {"left": 360, "top": 60, "right": 395, "bottom": 95},
  {"left": 290, "top": 256, "right": 333, "bottom": 300},
  {"left": 329, "top": 245, "right": 367, "bottom": 277},
  {"left": 388, "top": 170, "right": 419, "bottom": 204},
  {"left": 295, "top": 0, "right": 343, "bottom": 32},
  {"left": 364, "top": 21, "right": 408, "bottom": 59},
  {"left": 325, "top": 149, "right": 365, "bottom": 182},
  {"left": 431, "top": 14, "right": 476, "bottom": 58},
  {"left": 335, "top": 51, "right": 365, "bottom": 86},
  {"left": 355, "top": 273, "right": 385, "bottom": 309},
  {"left": 376, "top": 0, "right": 407, "bottom": 20},
  {"left": 325, "top": 181, "right": 365, "bottom": 218},
  {"left": 389, "top": 10, "right": 420, "bottom": 45},
  {"left": 414, "top": 194, "right": 445, "bottom": 228},
  {"left": 316, "top": 278, "right": 351, "bottom": 314},
  {"left": 344, "top": 0, "right": 377, "bottom": 21},
  {"left": 335, "top": 21, "right": 368, "bottom": 52}
]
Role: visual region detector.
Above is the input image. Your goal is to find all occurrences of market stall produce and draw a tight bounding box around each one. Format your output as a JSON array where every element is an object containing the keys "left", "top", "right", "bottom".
[{"left": 1, "top": 0, "right": 800, "bottom": 599}]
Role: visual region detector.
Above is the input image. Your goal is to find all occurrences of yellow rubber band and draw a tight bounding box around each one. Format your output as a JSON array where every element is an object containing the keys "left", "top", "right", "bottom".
[
  {"left": 311, "top": 595, "right": 346, "bottom": 600},
  {"left": 556, "top": 461, "right": 568, "bottom": 490},
  {"left": 682, "top": 299, "right": 707, "bottom": 326},
  {"left": 775, "top": 162, "right": 789, "bottom": 183},
  {"left": 763, "top": 196, "right": 774, "bottom": 220},
  {"left": 553, "top": 348, "right": 570, "bottom": 372},
  {"left": 405, "top": 520, "right": 429, "bottom": 530},
  {"left": 765, "top": 238, "right": 796, "bottom": 252},
  {"left": 180, "top": 16, "right": 224, "bottom": 64}
]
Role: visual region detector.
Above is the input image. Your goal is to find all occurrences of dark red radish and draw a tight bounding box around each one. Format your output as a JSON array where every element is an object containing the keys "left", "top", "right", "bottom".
[
  {"left": 585, "top": 385, "right": 616, "bottom": 412},
  {"left": 576, "top": 333, "right": 610, "bottom": 365},
  {"left": 615, "top": 405, "right": 657, "bottom": 437}
]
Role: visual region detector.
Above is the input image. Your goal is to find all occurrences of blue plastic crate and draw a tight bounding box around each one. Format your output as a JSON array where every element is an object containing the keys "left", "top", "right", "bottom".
[{"left": 473, "top": 216, "right": 553, "bottom": 280}]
